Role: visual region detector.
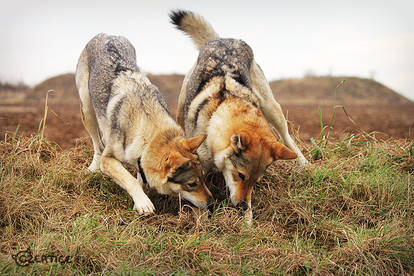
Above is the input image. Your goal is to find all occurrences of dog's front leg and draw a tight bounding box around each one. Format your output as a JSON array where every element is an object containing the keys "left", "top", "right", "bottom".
[
  {"left": 100, "top": 155, "right": 155, "bottom": 214},
  {"left": 244, "top": 203, "right": 253, "bottom": 226}
]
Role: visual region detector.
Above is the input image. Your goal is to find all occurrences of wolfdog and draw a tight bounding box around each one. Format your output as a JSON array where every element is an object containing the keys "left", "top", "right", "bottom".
[
  {"left": 76, "top": 33, "right": 213, "bottom": 214},
  {"left": 169, "top": 11, "right": 308, "bottom": 223}
]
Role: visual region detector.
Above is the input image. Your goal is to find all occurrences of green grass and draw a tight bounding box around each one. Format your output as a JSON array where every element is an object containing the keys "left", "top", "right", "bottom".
[{"left": 0, "top": 133, "right": 413, "bottom": 275}]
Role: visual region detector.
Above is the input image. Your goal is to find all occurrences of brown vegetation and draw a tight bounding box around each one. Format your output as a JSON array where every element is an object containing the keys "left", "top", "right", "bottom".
[{"left": 0, "top": 133, "right": 412, "bottom": 274}]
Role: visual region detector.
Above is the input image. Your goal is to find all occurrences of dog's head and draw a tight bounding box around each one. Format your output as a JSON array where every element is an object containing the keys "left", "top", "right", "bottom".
[
  {"left": 142, "top": 134, "right": 213, "bottom": 209},
  {"left": 212, "top": 130, "right": 297, "bottom": 210}
]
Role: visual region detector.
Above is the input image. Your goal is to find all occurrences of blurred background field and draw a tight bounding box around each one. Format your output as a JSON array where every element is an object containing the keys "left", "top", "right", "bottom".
[{"left": 1, "top": 73, "right": 412, "bottom": 149}]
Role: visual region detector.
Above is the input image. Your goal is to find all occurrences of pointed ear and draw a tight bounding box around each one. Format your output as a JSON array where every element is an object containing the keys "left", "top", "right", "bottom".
[
  {"left": 182, "top": 134, "right": 206, "bottom": 153},
  {"left": 168, "top": 159, "right": 191, "bottom": 180},
  {"left": 271, "top": 142, "right": 297, "bottom": 160},
  {"left": 167, "top": 157, "right": 191, "bottom": 183},
  {"left": 231, "top": 132, "right": 250, "bottom": 152}
]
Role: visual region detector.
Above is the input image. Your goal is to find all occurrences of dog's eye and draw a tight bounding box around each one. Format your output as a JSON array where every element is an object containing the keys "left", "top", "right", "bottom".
[
  {"left": 238, "top": 172, "right": 246, "bottom": 181},
  {"left": 188, "top": 182, "right": 198, "bottom": 188}
]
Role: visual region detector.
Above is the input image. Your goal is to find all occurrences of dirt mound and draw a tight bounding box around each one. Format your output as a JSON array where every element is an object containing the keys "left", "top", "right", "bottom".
[
  {"left": 26, "top": 73, "right": 77, "bottom": 103},
  {"left": 23, "top": 73, "right": 184, "bottom": 110},
  {"left": 270, "top": 76, "right": 411, "bottom": 105}
]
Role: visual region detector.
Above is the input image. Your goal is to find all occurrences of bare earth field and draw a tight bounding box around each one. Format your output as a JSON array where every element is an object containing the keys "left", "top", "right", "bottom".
[
  {"left": 1, "top": 100, "right": 413, "bottom": 150},
  {"left": 1, "top": 73, "right": 412, "bottom": 149}
]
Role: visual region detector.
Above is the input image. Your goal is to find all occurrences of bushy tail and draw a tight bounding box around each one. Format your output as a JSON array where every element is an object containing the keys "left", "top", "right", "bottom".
[{"left": 169, "top": 10, "right": 219, "bottom": 49}]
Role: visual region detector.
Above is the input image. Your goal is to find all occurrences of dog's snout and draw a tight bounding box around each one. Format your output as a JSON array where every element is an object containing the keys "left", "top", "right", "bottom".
[{"left": 236, "top": 201, "right": 248, "bottom": 212}]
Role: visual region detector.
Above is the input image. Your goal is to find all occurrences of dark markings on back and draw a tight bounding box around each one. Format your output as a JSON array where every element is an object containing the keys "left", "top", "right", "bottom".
[
  {"left": 84, "top": 33, "right": 170, "bottom": 123},
  {"left": 192, "top": 88, "right": 226, "bottom": 128},
  {"left": 193, "top": 98, "right": 209, "bottom": 127},
  {"left": 184, "top": 38, "right": 254, "bottom": 117},
  {"left": 231, "top": 70, "right": 249, "bottom": 87},
  {"left": 86, "top": 34, "right": 138, "bottom": 118},
  {"left": 110, "top": 95, "right": 126, "bottom": 130},
  {"left": 115, "top": 63, "right": 130, "bottom": 75}
]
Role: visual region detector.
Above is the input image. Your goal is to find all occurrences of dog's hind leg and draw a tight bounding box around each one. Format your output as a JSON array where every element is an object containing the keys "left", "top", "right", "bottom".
[
  {"left": 76, "top": 50, "right": 104, "bottom": 171},
  {"left": 251, "top": 63, "right": 309, "bottom": 166},
  {"left": 80, "top": 102, "right": 104, "bottom": 171},
  {"left": 176, "top": 63, "right": 195, "bottom": 129},
  {"left": 262, "top": 100, "right": 309, "bottom": 166}
]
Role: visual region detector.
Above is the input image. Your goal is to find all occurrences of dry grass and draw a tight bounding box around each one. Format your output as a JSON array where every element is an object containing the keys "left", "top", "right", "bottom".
[{"left": 0, "top": 132, "right": 413, "bottom": 275}]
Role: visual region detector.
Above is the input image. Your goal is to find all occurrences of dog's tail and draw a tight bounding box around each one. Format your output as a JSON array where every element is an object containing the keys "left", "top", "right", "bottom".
[{"left": 169, "top": 10, "right": 219, "bottom": 49}]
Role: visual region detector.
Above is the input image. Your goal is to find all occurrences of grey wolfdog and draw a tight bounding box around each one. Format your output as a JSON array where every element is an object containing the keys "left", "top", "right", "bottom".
[{"left": 76, "top": 33, "right": 213, "bottom": 215}]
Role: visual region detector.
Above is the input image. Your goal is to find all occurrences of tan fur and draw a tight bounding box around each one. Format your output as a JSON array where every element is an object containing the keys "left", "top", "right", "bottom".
[
  {"left": 206, "top": 96, "right": 297, "bottom": 206},
  {"left": 176, "top": 12, "right": 219, "bottom": 49}
]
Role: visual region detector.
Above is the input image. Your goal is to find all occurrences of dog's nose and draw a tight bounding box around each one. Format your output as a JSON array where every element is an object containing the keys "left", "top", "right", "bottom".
[{"left": 236, "top": 201, "right": 248, "bottom": 212}]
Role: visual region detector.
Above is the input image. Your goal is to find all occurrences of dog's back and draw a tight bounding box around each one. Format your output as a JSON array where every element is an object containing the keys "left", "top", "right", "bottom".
[
  {"left": 83, "top": 34, "right": 139, "bottom": 118},
  {"left": 184, "top": 39, "right": 254, "bottom": 117},
  {"left": 76, "top": 33, "right": 173, "bottom": 162},
  {"left": 83, "top": 34, "right": 170, "bottom": 121},
  {"left": 78, "top": 34, "right": 170, "bottom": 141}
]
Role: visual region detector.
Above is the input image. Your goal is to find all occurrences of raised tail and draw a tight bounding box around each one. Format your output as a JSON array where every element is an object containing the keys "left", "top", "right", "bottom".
[{"left": 169, "top": 10, "right": 219, "bottom": 49}]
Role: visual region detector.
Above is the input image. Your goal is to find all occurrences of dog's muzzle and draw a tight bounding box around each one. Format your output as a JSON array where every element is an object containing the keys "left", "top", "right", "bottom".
[
  {"left": 236, "top": 201, "right": 249, "bottom": 212},
  {"left": 207, "top": 196, "right": 216, "bottom": 212}
]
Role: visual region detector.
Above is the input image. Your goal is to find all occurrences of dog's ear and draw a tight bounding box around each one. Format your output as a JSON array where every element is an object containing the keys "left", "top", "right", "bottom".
[
  {"left": 231, "top": 132, "right": 250, "bottom": 152},
  {"left": 167, "top": 159, "right": 192, "bottom": 184},
  {"left": 182, "top": 134, "right": 206, "bottom": 153},
  {"left": 271, "top": 142, "right": 297, "bottom": 160}
]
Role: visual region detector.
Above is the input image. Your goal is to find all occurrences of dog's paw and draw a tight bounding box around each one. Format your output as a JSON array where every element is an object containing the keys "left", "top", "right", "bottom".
[
  {"left": 133, "top": 196, "right": 155, "bottom": 215},
  {"left": 297, "top": 156, "right": 310, "bottom": 167},
  {"left": 87, "top": 160, "right": 100, "bottom": 172},
  {"left": 88, "top": 154, "right": 102, "bottom": 172},
  {"left": 87, "top": 165, "right": 99, "bottom": 172},
  {"left": 244, "top": 208, "right": 253, "bottom": 226}
]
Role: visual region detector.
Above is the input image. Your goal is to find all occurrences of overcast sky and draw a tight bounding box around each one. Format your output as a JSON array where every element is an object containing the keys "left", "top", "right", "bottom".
[{"left": 1, "top": 0, "right": 413, "bottom": 100}]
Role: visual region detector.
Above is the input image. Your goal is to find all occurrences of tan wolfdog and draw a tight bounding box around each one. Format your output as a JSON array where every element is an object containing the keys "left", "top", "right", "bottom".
[{"left": 170, "top": 10, "right": 309, "bottom": 223}]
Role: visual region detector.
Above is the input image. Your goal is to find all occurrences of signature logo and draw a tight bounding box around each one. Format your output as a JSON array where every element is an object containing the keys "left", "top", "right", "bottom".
[
  {"left": 11, "top": 247, "right": 76, "bottom": 267},
  {"left": 12, "top": 248, "right": 33, "bottom": 267}
]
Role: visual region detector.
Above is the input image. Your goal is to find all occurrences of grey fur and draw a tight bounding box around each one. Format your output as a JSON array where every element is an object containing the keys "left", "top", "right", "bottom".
[
  {"left": 184, "top": 38, "right": 254, "bottom": 117},
  {"left": 83, "top": 33, "right": 169, "bottom": 120}
]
